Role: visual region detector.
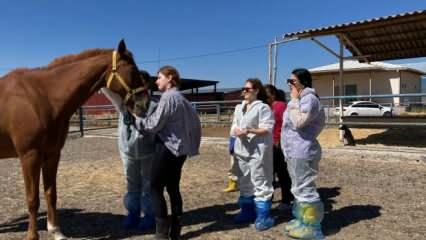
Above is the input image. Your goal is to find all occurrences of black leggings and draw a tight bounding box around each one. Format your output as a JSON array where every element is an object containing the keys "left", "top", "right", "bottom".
[
  {"left": 151, "top": 142, "right": 186, "bottom": 219},
  {"left": 273, "top": 145, "right": 294, "bottom": 204}
]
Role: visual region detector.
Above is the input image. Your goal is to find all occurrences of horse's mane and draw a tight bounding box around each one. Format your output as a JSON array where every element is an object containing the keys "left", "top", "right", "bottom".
[
  {"left": 4, "top": 48, "right": 113, "bottom": 77},
  {"left": 47, "top": 48, "right": 112, "bottom": 68}
]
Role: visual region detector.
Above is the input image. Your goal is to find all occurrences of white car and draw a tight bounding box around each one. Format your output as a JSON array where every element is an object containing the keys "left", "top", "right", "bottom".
[{"left": 334, "top": 101, "right": 392, "bottom": 117}]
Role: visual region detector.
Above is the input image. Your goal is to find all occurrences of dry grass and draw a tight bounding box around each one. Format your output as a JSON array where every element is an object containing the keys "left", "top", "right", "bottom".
[{"left": 0, "top": 128, "right": 425, "bottom": 240}]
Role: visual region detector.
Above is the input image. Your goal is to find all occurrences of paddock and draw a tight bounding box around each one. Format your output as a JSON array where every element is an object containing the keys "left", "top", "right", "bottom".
[{"left": 0, "top": 128, "right": 425, "bottom": 240}]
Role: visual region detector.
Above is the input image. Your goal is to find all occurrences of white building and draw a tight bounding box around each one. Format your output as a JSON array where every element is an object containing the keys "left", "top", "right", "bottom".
[
  {"left": 402, "top": 62, "right": 426, "bottom": 104},
  {"left": 309, "top": 60, "right": 425, "bottom": 106}
]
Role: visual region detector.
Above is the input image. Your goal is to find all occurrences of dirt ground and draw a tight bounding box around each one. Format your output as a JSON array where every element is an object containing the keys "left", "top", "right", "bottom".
[{"left": 0, "top": 127, "right": 425, "bottom": 239}]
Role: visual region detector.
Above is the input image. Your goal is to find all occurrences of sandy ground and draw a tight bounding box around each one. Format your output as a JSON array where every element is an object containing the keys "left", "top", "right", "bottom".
[{"left": 0, "top": 127, "right": 425, "bottom": 240}]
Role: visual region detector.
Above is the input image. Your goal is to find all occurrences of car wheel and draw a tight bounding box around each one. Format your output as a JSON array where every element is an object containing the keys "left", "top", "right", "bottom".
[
  {"left": 383, "top": 112, "right": 392, "bottom": 117},
  {"left": 350, "top": 113, "right": 358, "bottom": 116}
]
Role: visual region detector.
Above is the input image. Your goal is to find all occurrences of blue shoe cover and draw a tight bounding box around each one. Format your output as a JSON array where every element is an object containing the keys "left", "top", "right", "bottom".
[
  {"left": 254, "top": 200, "right": 275, "bottom": 231},
  {"left": 234, "top": 196, "right": 256, "bottom": 224}
]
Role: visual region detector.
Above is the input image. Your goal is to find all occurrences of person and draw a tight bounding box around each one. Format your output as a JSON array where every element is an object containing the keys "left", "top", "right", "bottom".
[
  {"left": 101, "top": 70, "right": 156, "bottom": 231},
  {"left": 230, "top": 78, "right": 275, "bottom": 231},
  {"left": 132, "top": 65, "right": 201, "bottom": 240},
  {"left": 281, "top": 68, "right": 326, "bottom": 239},
  {"left": 223, "top": 135, "right": 239, "bottom": 192},
  {"left": 264, "top": 84, "right": 294, "bottom": 211}
]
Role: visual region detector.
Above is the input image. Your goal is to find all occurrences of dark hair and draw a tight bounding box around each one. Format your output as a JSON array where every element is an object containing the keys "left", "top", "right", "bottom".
[
  {"left": 158, "top": 65, "right": 181, "bottom": 88},
  {"left": 277, "top": 89, "right": 287, "bottom": 102},
  {"left": 246, "top": 78, "right": 268, "bottom": 104},
  {"left": 292, "top": 68, "right": 312, "bottom": 88},
  {"left": 264, "top": 84, "right": 287, "bottom": 103}
]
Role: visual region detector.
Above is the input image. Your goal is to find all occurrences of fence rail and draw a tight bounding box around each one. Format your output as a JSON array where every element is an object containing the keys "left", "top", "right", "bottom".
[{"left": 71, "top": 93, "right": 426, "bottom": 136}]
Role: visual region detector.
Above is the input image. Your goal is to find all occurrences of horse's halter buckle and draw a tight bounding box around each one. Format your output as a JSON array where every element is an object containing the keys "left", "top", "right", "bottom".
[{"left": 106, "top": 51, "right": 145, "bottom": 104}]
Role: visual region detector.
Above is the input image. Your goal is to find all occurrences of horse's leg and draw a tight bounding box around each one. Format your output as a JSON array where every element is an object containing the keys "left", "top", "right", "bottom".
[
  {"left": 20, "top": 149, "right": 42, "bottom": 240},
  {"left": 42, "top": 152, "right": 66, "bottom": 240}
]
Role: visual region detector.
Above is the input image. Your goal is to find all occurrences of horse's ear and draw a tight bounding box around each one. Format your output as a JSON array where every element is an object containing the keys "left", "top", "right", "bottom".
[{"left": 118, "top": 39, "right": 127, "bottom": 54}]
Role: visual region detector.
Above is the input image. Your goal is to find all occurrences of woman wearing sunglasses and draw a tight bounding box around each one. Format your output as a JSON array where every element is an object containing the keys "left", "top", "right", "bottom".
[
  {"left": 230, "top": 78, "right": 275, "bottom": 231},
  {"left": 281, "top": 68, "right": 326, "bottom": 239}
]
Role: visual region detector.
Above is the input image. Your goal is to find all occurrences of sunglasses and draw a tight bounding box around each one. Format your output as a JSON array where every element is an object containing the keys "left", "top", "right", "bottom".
[
  {"left": 241, "top": 87, "right": 254, "bottom": 92},
  {"left": 287, "top": 78, "right": 296, "bottom": 85}
]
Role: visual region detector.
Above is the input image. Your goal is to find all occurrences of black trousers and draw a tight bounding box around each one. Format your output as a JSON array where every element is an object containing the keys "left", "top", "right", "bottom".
[
  {"left": 151, "top": 142, "right": 186, "bottom": 219},
  {"left": 273, "top": 144, "right": 294, "bottom": 204}
]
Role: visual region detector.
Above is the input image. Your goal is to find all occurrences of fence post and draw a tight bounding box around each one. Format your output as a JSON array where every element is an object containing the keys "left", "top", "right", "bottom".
[
  {"left": 79, "top": 107, "right": 84, "bottom": 137},
  {"left": 216, "top": 104, "right": 220, "bottom": 122}
]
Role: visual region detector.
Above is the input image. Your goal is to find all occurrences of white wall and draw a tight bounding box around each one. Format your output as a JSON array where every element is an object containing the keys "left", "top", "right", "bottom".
[
  {"left": 312, "top": 70, "right": 401, "bottom": 105},
  {"left": 400, "top": 71, "right": 422, "bottom": 104}
]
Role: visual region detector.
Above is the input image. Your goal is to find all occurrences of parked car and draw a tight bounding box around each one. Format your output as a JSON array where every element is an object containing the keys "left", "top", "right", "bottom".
[{"left": 334, "top": 101, "right": 392, "bottom": 117}]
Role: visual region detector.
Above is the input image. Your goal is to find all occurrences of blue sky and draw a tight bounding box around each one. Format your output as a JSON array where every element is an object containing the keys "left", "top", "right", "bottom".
[{"left": 1, "top": 0, "right": 426, "bottom": 90}]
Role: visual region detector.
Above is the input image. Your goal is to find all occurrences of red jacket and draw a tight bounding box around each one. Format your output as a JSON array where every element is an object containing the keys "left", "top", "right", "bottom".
[{"left": 271, "top": 101, "right": 287, "bottom": 145}]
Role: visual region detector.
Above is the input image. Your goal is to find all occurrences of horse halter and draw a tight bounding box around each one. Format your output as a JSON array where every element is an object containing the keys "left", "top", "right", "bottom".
[{"left": 106, "top": 51, "right": 145, "bottom": 104}]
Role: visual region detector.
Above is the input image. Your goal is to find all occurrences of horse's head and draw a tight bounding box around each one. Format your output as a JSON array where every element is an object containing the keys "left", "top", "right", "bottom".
[{"left": 105, "top": 39, "right": 150, "bottom": 116}]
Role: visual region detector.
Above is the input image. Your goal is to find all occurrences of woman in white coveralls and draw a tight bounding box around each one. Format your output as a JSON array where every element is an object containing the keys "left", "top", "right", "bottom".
[
  {"left": 282, "top": 68, "right": 326, "bottom": 239},
  {"left": 230, "top": 78, "right": 275, "bottom": 231}
]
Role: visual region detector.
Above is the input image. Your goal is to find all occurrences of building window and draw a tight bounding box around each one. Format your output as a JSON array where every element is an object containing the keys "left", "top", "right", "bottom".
[
  {"left": 345, "top": 85, "right": 357, "bottom": 95},
  {"left": 334, "top": 84, "right": 357, "bottom": 104},
  {"left": 345, "top": 85, "right": 358, "bottom": 103}
]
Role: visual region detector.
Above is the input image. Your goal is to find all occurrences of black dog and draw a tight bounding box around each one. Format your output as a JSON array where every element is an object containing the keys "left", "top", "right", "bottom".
[{"left": 339, "top": 125, "right": 355, "bottom": 146}]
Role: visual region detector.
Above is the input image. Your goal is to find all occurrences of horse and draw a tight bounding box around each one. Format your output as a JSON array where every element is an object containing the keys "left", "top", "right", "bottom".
[{"left": 0, "top": 40, "right": 150, "bottom": 240}]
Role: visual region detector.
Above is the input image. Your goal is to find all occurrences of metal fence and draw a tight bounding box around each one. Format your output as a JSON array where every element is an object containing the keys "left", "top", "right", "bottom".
[
  {"left": 70, "top": 93, "right": 426, "bottom": 136},
  {"left": 320, "top": 93, "right": 426, "bottom": 128},
  {"left": 69, "top": 105, "right": 119, "bottom": 136}
]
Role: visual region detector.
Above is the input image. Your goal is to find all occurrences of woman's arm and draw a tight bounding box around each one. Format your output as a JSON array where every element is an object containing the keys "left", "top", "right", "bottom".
[
  {"left": 133, "top": 95, "right": 171, "bottom": 133},
  {"left": 246, "top": 127, "right": 269, "bottom": 136},
  {"left": 288, "top": 95, "right": 318, "bottom": 129},
  {"left": 244, "top": 104, "right": 274, "bottom": 136},
  {"left": 230, "top": 104, "right": 241, "bottom": 136},
  {"left": 253, "top": 104, "right": 274, "bottom": 135}
]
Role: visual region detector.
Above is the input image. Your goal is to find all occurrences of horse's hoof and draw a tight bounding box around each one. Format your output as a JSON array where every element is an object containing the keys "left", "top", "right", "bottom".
[
  {"left": 48, "top": 228, "right": 67, "bottom": 240},
  {"left": 47, "top": 223, "right": 67, "bottom": 240},
  {"left": 53, "top": 231, "right": 67, "bottom": 240}
]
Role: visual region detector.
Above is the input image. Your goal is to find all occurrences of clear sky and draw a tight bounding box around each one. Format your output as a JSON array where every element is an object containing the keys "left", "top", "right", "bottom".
[{"left": 1, "top": 0, "right": 426, "bottom": 91}]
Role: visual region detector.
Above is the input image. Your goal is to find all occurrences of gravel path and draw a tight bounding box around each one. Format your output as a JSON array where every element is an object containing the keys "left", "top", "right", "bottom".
[{"left": 0, "top": 134, "right": 425, "bottom": 240}]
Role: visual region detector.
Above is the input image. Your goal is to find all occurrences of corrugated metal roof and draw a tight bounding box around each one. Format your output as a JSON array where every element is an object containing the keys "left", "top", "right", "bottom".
[
  {"left": 309, "top": 60, "right": 426, "bottom": 74},
  {"left": 284, "top": 10, "right": 426, "bottom": 37},
  {"left": 283, "top": 10, "right": 426, "bottom": 62}
]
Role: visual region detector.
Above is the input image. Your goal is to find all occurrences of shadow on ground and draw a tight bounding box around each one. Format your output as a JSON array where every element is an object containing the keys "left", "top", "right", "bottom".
[
  {"left": 320, "top": 187, "right": 382, "bottom": 236},
  {"left": 181, "top": 187, "right": 381, "bottom": 238},
  {"left": 0, "top": 187, "right": 381, "bottom": 239},
  {"left": 0, "top": 209, "right": 150, "bottom": 240},
  {"left": 356, "top": 128, "right": 426, "bottom": 147}
]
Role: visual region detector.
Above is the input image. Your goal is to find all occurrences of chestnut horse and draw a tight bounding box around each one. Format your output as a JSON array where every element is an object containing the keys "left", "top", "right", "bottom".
[{"left": 0, "top": 40, "right": 149, "bottom": 240}]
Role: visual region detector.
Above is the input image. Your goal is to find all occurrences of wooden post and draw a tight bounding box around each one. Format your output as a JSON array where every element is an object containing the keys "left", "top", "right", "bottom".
[{"left": 79, "top": 107, "right": 84, "bottom": 137}]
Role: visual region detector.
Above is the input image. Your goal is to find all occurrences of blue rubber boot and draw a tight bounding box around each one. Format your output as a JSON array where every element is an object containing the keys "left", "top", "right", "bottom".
[
  {"left": 234, "top": 196, "right": 256, "bottom": 224},
  {"left": 122, "top": 192, "right": 141, "bottom": 229},
  {"left": 254, "top": 200, "right": 275, "bottom": 231},
  {"left": 138, "top": 193, "right": 155, "bottom": 231},
  {"left": 287, "top": 201, "right": 324, "bottom": 239}
]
